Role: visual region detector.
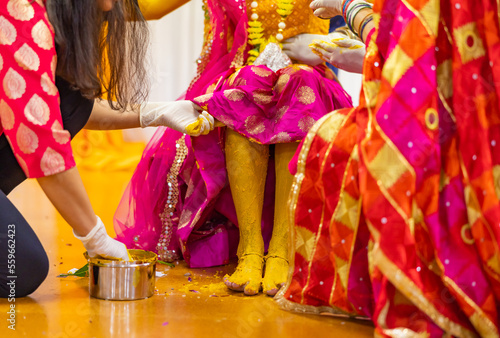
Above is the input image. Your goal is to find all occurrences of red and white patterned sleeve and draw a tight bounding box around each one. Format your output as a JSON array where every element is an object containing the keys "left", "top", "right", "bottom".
[{"left": 0, "top": 0, "right": 75, "bottom": 178}]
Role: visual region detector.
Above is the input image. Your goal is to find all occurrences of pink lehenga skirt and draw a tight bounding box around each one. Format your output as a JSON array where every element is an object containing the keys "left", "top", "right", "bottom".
[{"left": 114, "top": 63, "right": 352, "bottom": 268}]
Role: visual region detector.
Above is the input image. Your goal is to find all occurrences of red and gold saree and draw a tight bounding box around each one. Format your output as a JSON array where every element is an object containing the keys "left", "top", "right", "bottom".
[{"left": 277, "top": 0, "right": 500, "bottom": 336}]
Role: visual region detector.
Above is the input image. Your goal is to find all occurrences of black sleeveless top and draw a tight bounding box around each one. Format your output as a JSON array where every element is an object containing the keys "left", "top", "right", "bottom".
[{"left": 0, "top": 77, "right": 94, "bottom": 194}]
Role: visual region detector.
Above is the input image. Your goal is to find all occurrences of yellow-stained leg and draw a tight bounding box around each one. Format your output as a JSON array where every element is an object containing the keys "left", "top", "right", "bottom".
[
  {"left": 262, "top": 142, "right": 297, "bottom": 296},
  {"left": 223, "top": 129, "right": 268, "bottom": 295}
]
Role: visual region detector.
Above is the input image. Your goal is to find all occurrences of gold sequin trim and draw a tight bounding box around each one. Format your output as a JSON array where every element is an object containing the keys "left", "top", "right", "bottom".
[{"left": 156, "top": 137, "right": 188, "bottom": 262}]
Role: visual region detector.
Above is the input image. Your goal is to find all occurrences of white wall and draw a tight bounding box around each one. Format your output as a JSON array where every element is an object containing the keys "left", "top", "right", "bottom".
[
  {"left": 124, "top": 1, "right": 204, "bottom": 142},
  {"left": 146, "top": 2, "right": 205, "bottom": 101},
  {"left": 338, "top": 70, "right": 362, "bottom": 107}
]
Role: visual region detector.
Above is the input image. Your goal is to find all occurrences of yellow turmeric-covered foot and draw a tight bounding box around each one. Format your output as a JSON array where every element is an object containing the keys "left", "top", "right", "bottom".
[
  {"left": 262, "top": 255, "right": 288, "bottom": 296},
  {"left": 223, "top": 254, "right": 264, "bottom": 296}
]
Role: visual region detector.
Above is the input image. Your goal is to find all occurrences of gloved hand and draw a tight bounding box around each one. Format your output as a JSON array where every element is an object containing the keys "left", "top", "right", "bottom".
[
  {"left": 310, "top": 0, "right": 344, "bottom": 19},
  {"left": 74, "top": 216, "right": 130, "bottom": 261},
  {"left": 282, "top": 33, "right": 345, "bottom": 66},
  {"left": 139, "top": 100, "right": 214, "bottom": 136},
  {"left": 310, "top": 37, "right": 366, "bottom": 73}
]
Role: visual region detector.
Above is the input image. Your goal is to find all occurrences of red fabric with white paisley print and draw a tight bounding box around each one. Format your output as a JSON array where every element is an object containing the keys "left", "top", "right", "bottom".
[{"left": 0, "top": 0, "right": 74, "bottom": 178}]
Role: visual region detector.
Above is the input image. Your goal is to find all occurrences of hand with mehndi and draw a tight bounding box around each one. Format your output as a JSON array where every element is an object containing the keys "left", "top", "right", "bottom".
[
  {"left": 310, "top": 36, "right": 366, "bottom": 73},
  {"left": 310, "top": 0, "right": 344, "bottom": 19}
]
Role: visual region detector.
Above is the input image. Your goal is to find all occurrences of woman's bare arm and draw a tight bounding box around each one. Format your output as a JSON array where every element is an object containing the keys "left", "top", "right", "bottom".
[
  {"left": 37, "top": 168, "right": 96, "bottom": 236},
  {"left": 84, "top": 100, "right": 140, "bottom": 130}
]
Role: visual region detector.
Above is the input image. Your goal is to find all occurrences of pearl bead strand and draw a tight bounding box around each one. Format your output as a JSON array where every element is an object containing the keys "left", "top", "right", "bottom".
[
  {"left": 276, "top": 0, "right": 294, "bottom": 41},
  {"left": 247, "top": 0, "right": 295, "bottom": 63}
]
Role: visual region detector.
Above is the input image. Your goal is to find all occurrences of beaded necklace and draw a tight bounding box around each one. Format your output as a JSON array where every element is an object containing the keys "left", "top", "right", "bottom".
[{"left": 247, "top": 0, "right": 295, "bottom": 64}]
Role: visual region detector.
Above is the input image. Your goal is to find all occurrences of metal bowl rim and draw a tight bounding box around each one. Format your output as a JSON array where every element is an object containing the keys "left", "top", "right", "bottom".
[
  {"left": 84, "top": 249, "right": 157, "bottom": 267},
  {"left": 89, "top": 261, "right": 155, "bottom": 268}
]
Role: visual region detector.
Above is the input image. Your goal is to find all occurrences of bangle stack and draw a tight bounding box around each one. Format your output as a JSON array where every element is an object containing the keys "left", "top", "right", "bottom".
[
  {"left": 342, "top": 0, "right": 373, "bottom": 37},
  {"left": 341, "top": 0, "right": 356, "bottom": 17},
  {"left": 358, "top": 13, "right": 374, "bottom": 38}
]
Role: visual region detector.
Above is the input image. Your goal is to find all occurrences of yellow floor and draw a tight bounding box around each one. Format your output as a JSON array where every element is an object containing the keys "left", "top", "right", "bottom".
[{"left": 1, "top": 166, "right": 374, "bottom": 337}]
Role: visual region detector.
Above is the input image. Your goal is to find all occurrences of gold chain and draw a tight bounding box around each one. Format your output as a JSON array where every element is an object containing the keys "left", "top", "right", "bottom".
[{"left": 156, "top": 137, "right": 188, "bottom": 262}]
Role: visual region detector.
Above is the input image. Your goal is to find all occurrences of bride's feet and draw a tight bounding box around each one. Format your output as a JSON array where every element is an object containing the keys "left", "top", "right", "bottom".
[
  {"left": 262, "top": 255, "right": 288, "bottom": 296},
  {"left": 223, "top": 254, "right": 264, "bottom": 296}
]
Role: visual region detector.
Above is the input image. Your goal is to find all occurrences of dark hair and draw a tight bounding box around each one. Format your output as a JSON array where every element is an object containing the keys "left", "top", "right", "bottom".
[{"left": 45, "top": 0, "right": 150, "bottom": 110}]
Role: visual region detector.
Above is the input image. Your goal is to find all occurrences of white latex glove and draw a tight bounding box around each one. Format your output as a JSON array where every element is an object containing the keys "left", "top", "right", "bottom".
[
  {"left": 74, "top": 216, "right": 130, "bottom": 261},
  {"left": 283, "top": 33, "right": 344, "bottom": 66},
  {"left": 310, "top": 0, "right": 344, "bottom": 19},
  {"left": 139, "top": 100, "right": 214, "bottom": 136},
  {"left": 310, "top": 37, "right": 366, "bottom": 73}
]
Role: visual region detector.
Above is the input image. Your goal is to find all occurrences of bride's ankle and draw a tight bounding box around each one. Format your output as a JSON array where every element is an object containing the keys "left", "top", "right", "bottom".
[{"left": 264, "top": 254, "right": 288, "bottom": 263}]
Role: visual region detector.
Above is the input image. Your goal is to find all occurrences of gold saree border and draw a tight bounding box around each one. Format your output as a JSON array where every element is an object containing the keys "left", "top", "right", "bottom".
[
  {"left": 436, "top": 18, "right": 456, "bottom": 123},
  {"left": 359, "top": 2, "right": 467, "bottom": 333},
  {"left": 276, "top": 111, "right": 337, "bottom": 304},
  {"left": 275, "top": 108, "right": 366, "bottom": 318},
  {"left": 360, "top": 3, "right": 417, "bottom": 225},
  {"left": 497, "top": 0, "right": 500, "bottom": 26},
  {"left": 275, "top": 296, "right": 368, "bottom": 319},
  {"left": 401, "top": 0, "right": 438, "bottom": 38},
  {"left": 299, "top": 109, "right": 350, "bottom": 304},
  {"left": 443, "top": 276, "right": 498, "bottom": 337},
  {"left": 458, "top": 153, "right": 500, "bottom": 259},
  {"left": 374, "top": 247, "right": 477, "bottom": 338},
  {"left": 327, "top": 145, "right": 363, "bottom": 310},
  {"left": 382, "top": 327, "right": 432, "bottom": 338},
  {"left": 378, "top": 301, "right": 433, "bottom": 338}
]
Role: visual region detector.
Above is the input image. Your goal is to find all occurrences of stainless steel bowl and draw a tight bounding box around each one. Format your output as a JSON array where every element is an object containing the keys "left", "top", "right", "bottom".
[{"left": 85, "top": 250, "right": 157, "bottom": 301}]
